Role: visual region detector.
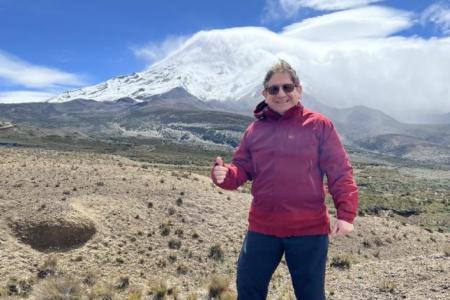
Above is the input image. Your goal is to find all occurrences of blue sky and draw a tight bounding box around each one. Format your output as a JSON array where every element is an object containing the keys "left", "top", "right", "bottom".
[{"left": 0, "top": 0, "right": 449, "bottom": 104}]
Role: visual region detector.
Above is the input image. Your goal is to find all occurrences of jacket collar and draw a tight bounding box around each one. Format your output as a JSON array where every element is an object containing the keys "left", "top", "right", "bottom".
[{"left": 253, "top": 100, "right": 303, "bottom": 120}]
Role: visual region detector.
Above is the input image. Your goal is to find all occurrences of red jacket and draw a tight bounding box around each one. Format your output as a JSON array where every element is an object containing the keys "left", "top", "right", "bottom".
[{"left": 212, "top": 101, "right": 358, "bottom": 237}]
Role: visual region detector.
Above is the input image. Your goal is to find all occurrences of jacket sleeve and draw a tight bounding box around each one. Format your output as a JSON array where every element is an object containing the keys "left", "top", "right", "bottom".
[
  {"left": 318, "top": 119, "right": 358, "bottom": 223},
  {"left": 211, "top": 125, "right": 253, "bottom": 190}
]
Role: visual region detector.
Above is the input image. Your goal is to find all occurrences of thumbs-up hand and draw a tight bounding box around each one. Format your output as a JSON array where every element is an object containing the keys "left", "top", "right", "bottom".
[{"left": 213, "top": 156, "right": 229, "bottom": 184}]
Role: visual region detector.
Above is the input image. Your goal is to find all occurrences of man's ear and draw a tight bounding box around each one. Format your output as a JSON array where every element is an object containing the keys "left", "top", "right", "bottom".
[{"left": 261, "top": 89, "right": 267, "bottom": 98}]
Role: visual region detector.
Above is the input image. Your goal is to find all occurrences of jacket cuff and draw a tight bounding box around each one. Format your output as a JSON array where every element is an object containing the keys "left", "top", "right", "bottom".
[{"left": 337, "top": 210, "right": 356, "bottom": 224}]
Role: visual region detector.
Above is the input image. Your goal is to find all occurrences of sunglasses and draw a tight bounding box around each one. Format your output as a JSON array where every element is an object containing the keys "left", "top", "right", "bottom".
[{"left": 265, "top": 83, "right": 296, "bottom": 95}]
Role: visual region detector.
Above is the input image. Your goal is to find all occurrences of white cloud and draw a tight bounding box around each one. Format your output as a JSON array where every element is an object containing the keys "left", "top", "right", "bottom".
[
  {"left": 0, "top": 91, "right": 56, "bottom": 103},
  {"left": 421, "top": 1, "right": 450, "bottom": 35},
  {"left": 0, "top": 50, "right": 85, "bottom": 88},
  {"left": 282, "top": 0, "right": 383, "bottom": 11},
  {"left": 137, "top": 8, "right": 450, "bottom": 117},
  {"left": 289, "top": 36, "right": 450, "bottom": 116},
  {"left": 262, "top": 0, "right": 384, "bottom": 22},
  {"left": 281, "top": 6, "right": 413, "bottom": 40},
  {"left": 131, "top": 35, "right": 190, "bottom": 64}
]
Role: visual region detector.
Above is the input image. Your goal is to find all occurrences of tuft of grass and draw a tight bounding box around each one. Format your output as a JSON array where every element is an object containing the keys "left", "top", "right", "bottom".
[
  {"left": 87, "top": 281, "right": 116, "bottom": 299},
  {"left": 37, "top": 255, "right": 58, "bottom": 279},
  {"left": 208, "top": 274, "right": 231, "bottom": 299},
  {"left": 379, "top": 280, "right": 396, "bottom": 293},
  {"left": 147, "top": 278, "right": 167, "bottom": 300},
  {"left": 31, "top": 276, "right": 84, "bottom": 299},
  {"left": 186, "top": 292, "right": 198, "bottom": 300},
  {"left": 6, "top": 276, "right": 33, "bottom": 297}
]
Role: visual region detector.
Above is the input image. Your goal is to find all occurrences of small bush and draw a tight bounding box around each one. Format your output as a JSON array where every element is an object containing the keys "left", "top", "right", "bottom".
[
  {"left": 373, "top": 237, "right": 384, "bottom": 247},
  {"left": 362, "top": 240, "right": 371, "bottom": 248},
  {"left": 209, "top": 244, "right": 224, "bottom": 261},
  {"left": 330, "top": 255, "right": 353, "bottom": 269},
  {"left": 168, "top": 255, "right": 177, "bottom": 263},
  {"left": 168, "top": 239, "right": 182, "bottom": 250},
  {"left": 160, "top": 223, "right": 171, "bottom": 236},
  {"left": 176, "top": 264, "right": 189, "bottom": 275},
  {"left": 168, "top": 207, "right": 176, "bottom": 216},
  {"left": 174, "top": 228, "right": 184, "bottom": 238},
  {"left": 114, "top": 276, "right": 129, "bottom": 290}
]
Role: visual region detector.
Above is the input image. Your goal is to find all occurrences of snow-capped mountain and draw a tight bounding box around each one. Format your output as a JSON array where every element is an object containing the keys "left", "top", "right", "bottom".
[{"left": 48, "top": 27, "right": 288, "bottom": 104}]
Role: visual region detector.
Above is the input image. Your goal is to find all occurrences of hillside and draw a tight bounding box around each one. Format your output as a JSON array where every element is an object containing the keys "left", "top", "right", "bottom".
[
  {"left": 1, "top": 94, "right": 450, "bottom": 165},
  {"left": 0, "top": 147, "right": 449, "bottom": 299}
]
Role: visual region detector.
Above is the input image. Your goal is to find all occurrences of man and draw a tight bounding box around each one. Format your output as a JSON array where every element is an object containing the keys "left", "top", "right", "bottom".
[{"left": 211, "top": 60, "right": 358, "bottom": 299}]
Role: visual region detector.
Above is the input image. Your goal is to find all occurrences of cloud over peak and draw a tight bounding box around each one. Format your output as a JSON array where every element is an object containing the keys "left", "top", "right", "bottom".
[
  {"left": 281, "top": 6, "right": 413, "bottom": 40},
  {"left": 263, "top": 0, "right": 384, "bottom": 22}
]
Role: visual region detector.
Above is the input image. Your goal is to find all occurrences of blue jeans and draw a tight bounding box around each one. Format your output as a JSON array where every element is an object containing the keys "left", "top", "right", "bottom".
[{"left": 237, "top": 231, "right": 328, "bottom": 300}]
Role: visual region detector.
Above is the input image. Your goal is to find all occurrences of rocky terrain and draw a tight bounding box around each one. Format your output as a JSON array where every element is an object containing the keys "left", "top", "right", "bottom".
[{"left": 0, "top": 147, "right": 449, "bottom": 299}]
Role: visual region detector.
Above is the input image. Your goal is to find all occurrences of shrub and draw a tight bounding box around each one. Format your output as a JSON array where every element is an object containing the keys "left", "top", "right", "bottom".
[
  {"left": 160, "top": 223, "right": 171, "bottom": 236},
  {"left": 209, "top": 244, "right": 224, "bottom": 261},
  {"left": 168, "top": 239, "right": 182, "bottom": 250},
  {"left": 330, "top": 255, "right": 353, "bottom": 269},
  {"left": 114, "top": 276, "right": 129, "bottom": 290},
  {"left": 176, "top": 264, "right": 189, "bottom": 275},
  {"left": 174, "top": 228, "right": 184, "bottom": 238}
]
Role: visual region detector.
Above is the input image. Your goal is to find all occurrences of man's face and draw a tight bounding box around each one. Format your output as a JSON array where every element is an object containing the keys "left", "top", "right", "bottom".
[{"left": 262, "top": 72, "right": 302, "bottom": 115}]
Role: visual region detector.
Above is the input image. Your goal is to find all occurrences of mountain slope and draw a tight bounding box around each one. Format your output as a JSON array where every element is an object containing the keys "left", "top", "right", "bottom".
[{"left": 48, "top": 28, "right": 280, "bottom": 104}]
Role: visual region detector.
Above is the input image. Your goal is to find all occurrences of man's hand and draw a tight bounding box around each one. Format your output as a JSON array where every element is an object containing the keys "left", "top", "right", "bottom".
[
  {"left": 330, "top": 219, "right": 354, "bottom": 239},
  {"left": 213, "top": 156, "right": 229, "bottom": 184}
]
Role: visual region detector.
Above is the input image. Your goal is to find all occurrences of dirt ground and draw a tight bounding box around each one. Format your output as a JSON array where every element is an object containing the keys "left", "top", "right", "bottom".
[{"left": 0, "top": 147, "right": 449, "bottom": 299}]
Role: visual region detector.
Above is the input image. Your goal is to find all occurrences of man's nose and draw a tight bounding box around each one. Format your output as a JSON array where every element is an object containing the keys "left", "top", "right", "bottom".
[{"left": 278, "top": 88, "right": 287, "bottom": 97}]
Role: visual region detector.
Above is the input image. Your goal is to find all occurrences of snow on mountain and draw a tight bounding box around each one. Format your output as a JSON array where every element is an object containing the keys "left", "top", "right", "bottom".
[{"left": 48, "top": 27, "right": 289, "bottom": 103}]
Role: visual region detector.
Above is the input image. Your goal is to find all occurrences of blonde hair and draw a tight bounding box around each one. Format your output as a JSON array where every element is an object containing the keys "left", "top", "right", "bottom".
[{"left": 263, "top": 59, "right": 300, "bottom": 88}]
